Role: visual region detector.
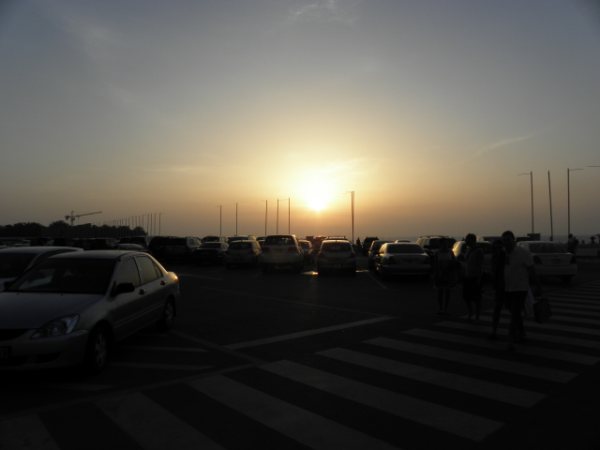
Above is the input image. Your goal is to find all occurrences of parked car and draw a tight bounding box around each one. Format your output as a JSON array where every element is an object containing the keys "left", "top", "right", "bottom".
[
  {"left": 0, "top": 246, "right": 82, "bottom": 291},
  {"left": 416, "top": 235, "right": 456, "bottom": 256},
  {"left": 119, "top": 235, "right": 151, "bottom": 249},
  {"left": 259, "top": 235, "right": 304, "bottom": 273},
  {"left": 374, "top": 242, "right": 431, "bottom": 280},
  {"left": 201, "top": 235, "right": 227, "bottom": 244},
  {"left": 193, "top": 242, "right": 228, "bottom": 265},
  {"left": 298, "top": 239, "right": 314, "bottom": 264},
  {"left": 316, "top": 240, "right": 357, "bottom": 276},
  {"left": 517, "top": 240, "right": 577, "bottom": 283},
  {"left": 227, "top": 235, "right": 257, "bottom": 244},
  {"left": 362, "top": 236, "right": 379, "bottom": 256},
  {"left": 225, "top": 240, "right": 261, "bottom": 268},
  {"left": 0, "top": 250, "right": 180, "bottom": 372},
  {"left": 148, "top": 236, "right": 202, "bottom": 262},
  {"left": 452, "top": 240, "right": 494, "bottom": 277},
  {"left": 367, "top": 240, "right": 393, "bottom": 271}
]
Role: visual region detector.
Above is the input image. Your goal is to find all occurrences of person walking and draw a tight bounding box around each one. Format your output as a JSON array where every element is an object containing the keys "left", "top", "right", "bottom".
[
  {"left": 432, "top": 238, "right": 457, "bottom": 315},
  {"left": 501, "top": 230, "right": 541, "bottom": 350},
  {"left": 461, "top": 233, "right": 484, "bottom": 321},
  {"left": 489, "top": 239, "right": 506, "bottom": 340}
]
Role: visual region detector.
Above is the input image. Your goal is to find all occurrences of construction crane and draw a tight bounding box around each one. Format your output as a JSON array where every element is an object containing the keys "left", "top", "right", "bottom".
[{"left": 64, "top": 210, "right": 102, "bottom": 226}]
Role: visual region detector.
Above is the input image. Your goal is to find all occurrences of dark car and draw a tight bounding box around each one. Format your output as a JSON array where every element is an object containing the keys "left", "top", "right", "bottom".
[
  {"left": 362, "top": 236, "right": 379, "bottom": 256},
  {"left": 193, "top": 242, "right": 229, "bottom": 265},
  {"left": 416, "top": 236, "right": 456, "bottom": 256},
  {"left": 148, "top": 236, "right": 202, "bottom": 262}
]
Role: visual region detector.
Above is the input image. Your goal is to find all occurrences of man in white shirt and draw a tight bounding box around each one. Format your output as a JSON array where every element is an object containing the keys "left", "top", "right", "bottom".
[{"left": 502, "top": 230, "right": 541, "bottom": 349}]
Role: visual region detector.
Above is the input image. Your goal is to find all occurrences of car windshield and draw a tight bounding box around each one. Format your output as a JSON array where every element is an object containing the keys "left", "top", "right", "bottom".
[
  {"left": 202, "top": 243, "right": 222, "bottom": 249},
  {"left": 8, "top": 258, "right": 115, "bottom": 294},
  {"left": 322, "top": 243, "right": 352, "bottom": 252},
  {"left": 387, "top": 244, "right": 423, "bottom": 254},
  {"left": 528, "top": 243, "right": 568, "bottom": 253},
  {"left": 0, "top": 253, "right": 36, "bottom": 277},
  {"left": 264, "top": 236, "right": 295, "bottom": 245},
  {"left": 230, "top": 242, "right": 252, "bottom": 250}
]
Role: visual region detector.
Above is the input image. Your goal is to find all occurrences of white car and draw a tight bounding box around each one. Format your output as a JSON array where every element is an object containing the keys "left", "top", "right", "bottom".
[
  {"left": 0, "top": 250, "right": 180, "bottom": 373},
  {"left": 259, "top": 235, "right": 304, "bottom": 273},
  {"left": 316, "top": 240, "right": 356, "bottom": 276},
  {"left": 517, "top": 240, "right": 577, "bottom": 283},
  {"left": 374, "top": 243, "right": 431, "bottom": 280}
]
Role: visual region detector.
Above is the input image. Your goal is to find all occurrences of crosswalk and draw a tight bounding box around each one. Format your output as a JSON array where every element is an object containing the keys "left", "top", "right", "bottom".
[{"left": 2, "top": 281, "right": 600, "bottom": 449}]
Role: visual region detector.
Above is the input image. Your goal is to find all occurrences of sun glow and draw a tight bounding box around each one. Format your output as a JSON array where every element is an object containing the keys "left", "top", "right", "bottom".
[{"left": 299, "top": 178, "right": 337, "bottom": 212}]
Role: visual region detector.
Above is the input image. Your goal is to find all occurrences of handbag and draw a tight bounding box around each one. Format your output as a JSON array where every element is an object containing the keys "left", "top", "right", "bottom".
[{"left": 533, "top": 297, "right": 552, "bottom": 323}]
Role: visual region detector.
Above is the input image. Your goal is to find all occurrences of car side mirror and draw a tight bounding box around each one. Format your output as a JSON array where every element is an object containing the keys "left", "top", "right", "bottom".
[{"left": 113, "top": 282, "right": 135, "bottom": 296}]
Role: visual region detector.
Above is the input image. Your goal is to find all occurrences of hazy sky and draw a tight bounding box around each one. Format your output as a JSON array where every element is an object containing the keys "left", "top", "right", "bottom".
[{"left": 2, "top": 0, "right": 599, "bottom": 240}]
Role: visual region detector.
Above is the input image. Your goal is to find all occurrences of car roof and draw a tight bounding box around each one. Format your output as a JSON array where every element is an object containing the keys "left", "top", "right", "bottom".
[
  {"left": 49, "top": 250, "right": 147, "bottom": 260},
  {"left": 0, "top": 246, "right": 82, "bottom": 254}
]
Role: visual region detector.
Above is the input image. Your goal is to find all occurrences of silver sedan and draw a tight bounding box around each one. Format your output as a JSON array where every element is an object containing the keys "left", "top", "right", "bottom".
[{"left": 0, "top": 250, "right": 180, "bottom": 373}]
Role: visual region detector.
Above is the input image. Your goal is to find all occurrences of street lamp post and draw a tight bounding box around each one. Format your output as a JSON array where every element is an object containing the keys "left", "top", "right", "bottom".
[
  {"left": 349, "top": 190, "right": 355, "bottom": 244},
  {"left": 518, "top": 171, "right": 534, "bottom": 235},
  {"left": 218, "top": 205, "right": 222, "bottom": 237},
  {"left": 547, "top": 171, "right": 554, "bottom": 241},
  {"left": 567, "top": 168, "right": 583, "bottom": 238}
]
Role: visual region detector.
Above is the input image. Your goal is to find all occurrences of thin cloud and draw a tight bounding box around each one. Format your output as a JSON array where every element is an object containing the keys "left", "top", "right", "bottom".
[{"left": 288, "top": 0, "right": 360, "bottom": 24}]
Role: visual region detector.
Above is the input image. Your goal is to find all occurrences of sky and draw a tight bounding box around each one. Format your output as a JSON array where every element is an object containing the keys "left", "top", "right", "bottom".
[{"left": 1, "top": 0, "right": 599, "bottom": 241}]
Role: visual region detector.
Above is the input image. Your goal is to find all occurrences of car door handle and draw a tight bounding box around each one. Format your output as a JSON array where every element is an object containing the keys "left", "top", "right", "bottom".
[{"left": 138, "top": 289, "right": 146, "bottom": 295}]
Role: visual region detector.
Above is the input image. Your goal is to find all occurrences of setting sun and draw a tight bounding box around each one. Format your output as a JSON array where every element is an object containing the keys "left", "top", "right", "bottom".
[{"left": 297, "top": 177, "right": 337, "bottom": 212}]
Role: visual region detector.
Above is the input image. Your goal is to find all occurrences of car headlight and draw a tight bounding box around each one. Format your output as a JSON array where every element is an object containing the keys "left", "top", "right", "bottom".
[{"left": 31, "top": 315, "right": 80, "bottom": 339}]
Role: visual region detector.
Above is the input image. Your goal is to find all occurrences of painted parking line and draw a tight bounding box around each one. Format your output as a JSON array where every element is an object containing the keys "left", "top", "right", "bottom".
[
  {"left": 225, "top": 316, "right": 393, "bottom": 350},
  {"left": 189, "top": 375, "right": 400, "bottom": 450},
  {"left": 263, "top": 359, "right": 504, "bottom": 441},
  {"left": 366, "top": 337, "right": 577, "bottom": 383},
  {"left": 317, "top": 347, "right": 545, "bottom": 407}
]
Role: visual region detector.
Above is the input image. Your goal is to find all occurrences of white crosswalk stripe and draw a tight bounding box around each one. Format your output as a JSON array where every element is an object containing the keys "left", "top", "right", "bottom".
[
  {"left": 188, "top": 375, "right": 400, "bottom": 450},
  {"left": 366, "top": 336, "right": 577, "bottom": 382},
  {"left": 317, "top": 347, "right": 545, "bottom": 407},
  {"left": 262, "top": 359, "right": 504, "bottom": 441},
  {"left": 97, "top": 392, "right": 225, "bottom": 450},
  {"left": 0, "top": 415, "right": 60, "bottom": 450}
]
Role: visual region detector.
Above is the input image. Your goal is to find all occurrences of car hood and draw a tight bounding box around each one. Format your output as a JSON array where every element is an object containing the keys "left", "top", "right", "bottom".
[{"left": 0, "top": 292, "right": 103, "bottom": 328}]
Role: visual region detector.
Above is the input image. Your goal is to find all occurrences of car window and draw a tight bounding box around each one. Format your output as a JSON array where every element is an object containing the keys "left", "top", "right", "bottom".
[
  {"left": 528, "top": 243, "right": 567, "bottom": 253},
  {"left": 322, "top": 243, "right": 352, "bottom": 252},
  {"left": 0, "top": 253, "right": 36, "bottom": 277},
  {"left": 115, "top": 258, "right": 141, "bottom": 287},
  {"left": 10, "top": 258, "right": 115, "bottom": 294},
  {"left": 387, "top": 244, "right": 423, "bottom": 254},
  {"left": 136, "top": 256, "right": 162, "bottom": 284},
  {"left": 264, "top": 236, "right": 295, "bottom": 245}
]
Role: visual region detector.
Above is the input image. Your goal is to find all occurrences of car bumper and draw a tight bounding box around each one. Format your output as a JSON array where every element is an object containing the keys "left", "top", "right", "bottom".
[
  {"left": 379, "top": 264, "right": 431, "bottom": 275},
  {"left": 0, "top": 330, "right": 89, "bottom": 370}
]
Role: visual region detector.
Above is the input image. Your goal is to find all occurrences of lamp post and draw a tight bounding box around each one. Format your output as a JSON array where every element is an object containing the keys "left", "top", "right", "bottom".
[
  {"left": 518, "top": 171, "right": 534, "bottom": 235},
  {"left": 547, "top": 171, "right": 554, "bottom": 241},
  {"left": 567, "top": 168, "right": 583, "bottom": 238},
  {"left": 218, "top": 205, "right": 222, "bottom": 237},
  {"left": 349, "top": 190, "right": 355, "bottom": 244},
  {"left": 264, "top": 200, "right": 268, "bottom": 237}
]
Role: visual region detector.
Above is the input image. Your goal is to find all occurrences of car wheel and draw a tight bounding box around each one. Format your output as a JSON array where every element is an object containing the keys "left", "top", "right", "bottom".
[
  {"left": 83, "top": 325, "right": 110, "bottom": 375},
  {"left": 157, "top": 298, "right": 176, "bottom": 331}
]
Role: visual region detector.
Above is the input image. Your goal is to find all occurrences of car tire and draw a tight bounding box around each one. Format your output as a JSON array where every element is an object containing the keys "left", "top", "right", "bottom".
[
  {"left": 83, "top": 325, "right": 110, "bottom": 375},
  {"left": 157, "top": 298, "right": 176, "bottom": 331}
]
